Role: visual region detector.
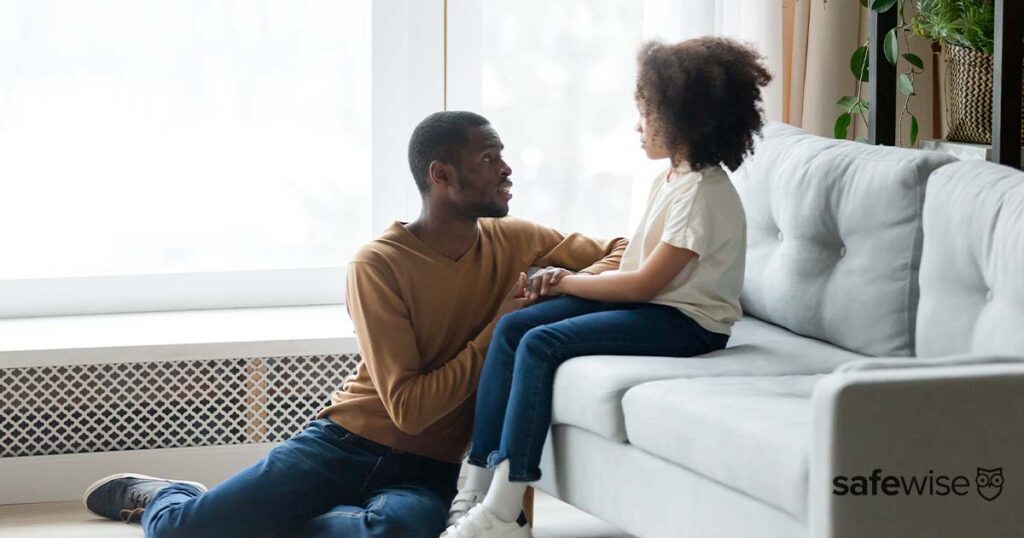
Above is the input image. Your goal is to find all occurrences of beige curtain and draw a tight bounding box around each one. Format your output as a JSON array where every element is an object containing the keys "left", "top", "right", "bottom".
[{"left": 783, "top": 0, "right": 944, "bottom": 145}]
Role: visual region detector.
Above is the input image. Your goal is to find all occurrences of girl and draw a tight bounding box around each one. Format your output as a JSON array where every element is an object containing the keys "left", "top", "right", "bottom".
[{"left": 442, "top": 37, "right": 772, "bottom": 538}]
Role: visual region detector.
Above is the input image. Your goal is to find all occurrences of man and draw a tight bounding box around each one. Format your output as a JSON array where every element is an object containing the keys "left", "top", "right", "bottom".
[{"left": 82, "top": 111, "right": 627, "bottom": 537}]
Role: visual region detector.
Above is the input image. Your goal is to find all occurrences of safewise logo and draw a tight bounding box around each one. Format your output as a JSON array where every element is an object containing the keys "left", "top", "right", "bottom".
[{"left": 832, "top": 467, "right": 1004, "bottom": 502}]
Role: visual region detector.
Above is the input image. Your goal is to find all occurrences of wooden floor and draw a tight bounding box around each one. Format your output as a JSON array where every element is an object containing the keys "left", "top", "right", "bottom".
[{"left": 0, "top": 491, "right": 631, "bottom": 538}]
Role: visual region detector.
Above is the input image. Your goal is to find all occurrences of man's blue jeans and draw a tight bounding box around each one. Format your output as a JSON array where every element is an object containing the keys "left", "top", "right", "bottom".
[
  {"left": 467, "top": 296, "right": 729, "bottom": 482},
  {"left": 142, "top": 418, "right": 459, "bottom": 538}
]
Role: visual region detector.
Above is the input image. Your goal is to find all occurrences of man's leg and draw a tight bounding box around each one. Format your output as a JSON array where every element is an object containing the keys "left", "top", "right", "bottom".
[
  {"left": 296, "top": 448, "right": 460, "bottom": 538},
  {"left": 295, "top": 484, "right": 451, "bottom": 538},
  {"left": 139, "top": 419, "right": 381, "bottom": 538}
]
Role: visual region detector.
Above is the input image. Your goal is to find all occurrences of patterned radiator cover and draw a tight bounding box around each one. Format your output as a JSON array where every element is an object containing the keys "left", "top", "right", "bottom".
[{"left": 0, "top": 354, "right": 361, "bottom": 458}]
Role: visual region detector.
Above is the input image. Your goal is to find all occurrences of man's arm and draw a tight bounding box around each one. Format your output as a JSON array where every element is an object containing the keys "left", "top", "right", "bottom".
[
  {"left": 347, "top": 261, "right": 498, "bottom": 435},
  {"left": 530, "top": 225, "right": 628, "bottom": 275}
]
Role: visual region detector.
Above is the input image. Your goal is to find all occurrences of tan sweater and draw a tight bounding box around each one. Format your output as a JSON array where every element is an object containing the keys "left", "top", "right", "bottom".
[{"left": 319, "top": 218, "right": 627, "bottom": 463}]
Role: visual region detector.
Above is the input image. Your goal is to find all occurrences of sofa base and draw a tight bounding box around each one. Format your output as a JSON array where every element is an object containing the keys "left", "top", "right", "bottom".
[{"left": 537, "top": 425, "right": 805, "bottom": 538}]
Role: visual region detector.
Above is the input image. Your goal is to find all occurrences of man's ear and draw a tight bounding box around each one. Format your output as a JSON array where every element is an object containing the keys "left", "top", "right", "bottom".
[{"left": 428, "top": 160, "right": 452, "bottom": 191}]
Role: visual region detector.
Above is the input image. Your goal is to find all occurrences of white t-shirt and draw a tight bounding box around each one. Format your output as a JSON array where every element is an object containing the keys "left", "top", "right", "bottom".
[{"left": 619, "top": 163, "right": 746, "bottom": 335}]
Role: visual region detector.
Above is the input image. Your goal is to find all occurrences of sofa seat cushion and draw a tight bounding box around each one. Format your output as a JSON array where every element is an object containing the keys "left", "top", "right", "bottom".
[
  {"left": 622, "top": 375, "right": 824, "bottom": 521},
  {"left": 551, "top": 316, "right": 863, "bottom": 443}
]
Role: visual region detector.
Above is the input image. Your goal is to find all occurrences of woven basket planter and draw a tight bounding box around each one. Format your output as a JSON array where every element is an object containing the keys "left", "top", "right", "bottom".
[{"left": 946, "top": 44, "right": 1024, "bottom": 144}]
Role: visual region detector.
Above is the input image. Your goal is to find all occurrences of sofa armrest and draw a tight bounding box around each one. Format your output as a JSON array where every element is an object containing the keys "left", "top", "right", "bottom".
[
  {"left": 808, "top": 358, "right": 1024, "bottom": 538},
  {"left": 833, "top": 353, "right": 1024, "bottom": 373}
]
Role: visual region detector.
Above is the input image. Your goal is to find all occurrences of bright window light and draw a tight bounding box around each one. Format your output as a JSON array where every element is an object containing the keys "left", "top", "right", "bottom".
[
  {"left": 479, "top": 0, "right": 662, "bottom": 239},
  {"left": 0, "top": 1, "right": 371, "bottom": 280}
]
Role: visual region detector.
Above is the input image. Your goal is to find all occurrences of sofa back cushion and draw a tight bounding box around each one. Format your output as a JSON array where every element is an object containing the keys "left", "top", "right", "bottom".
[
  {"left": 916, "top": 160, "right": 1024, "bottom": 357},
  {"left": 733, "top": 123, "right": 955, "bottom": 356}
]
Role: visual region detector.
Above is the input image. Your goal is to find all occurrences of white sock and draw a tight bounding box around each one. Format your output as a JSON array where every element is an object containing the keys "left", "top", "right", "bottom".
[
  {"left": 463, "top": 464, "right": 493, "bottom": 493},
  {"left": 481, "top": 460, "right": 527, "bottom": 523}
]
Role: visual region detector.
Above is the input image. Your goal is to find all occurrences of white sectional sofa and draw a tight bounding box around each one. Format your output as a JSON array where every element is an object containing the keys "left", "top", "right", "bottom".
[{"left": 536, "top": 123, "right": 1024, "bottom": 538}]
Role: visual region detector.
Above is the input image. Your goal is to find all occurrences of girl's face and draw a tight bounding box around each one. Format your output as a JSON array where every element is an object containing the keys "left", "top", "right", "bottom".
[{"left": 635, "top": 103, "right": 671, "bottom": 161}]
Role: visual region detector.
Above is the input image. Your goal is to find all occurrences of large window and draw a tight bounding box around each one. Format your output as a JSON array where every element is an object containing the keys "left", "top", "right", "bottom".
[
  {"left": 477, "top": 0, "right": 659, "bottom": 240},
  {"left": 1, "top": 0, "right": 778, "bottom": 318},
  {"left": 447, "top": 0, "right": 679, "bottom": 239},
  {"left": 0, "top": 1, "right": 371, "bottom": 280}
]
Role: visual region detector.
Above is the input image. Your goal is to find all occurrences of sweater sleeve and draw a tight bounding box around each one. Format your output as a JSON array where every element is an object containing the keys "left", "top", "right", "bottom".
[
  {"left": 346, "top": 261, "right": 497, "bottom": 435},
  {"left": 527, "top": 223, "right": 628, "bottom": 275}
]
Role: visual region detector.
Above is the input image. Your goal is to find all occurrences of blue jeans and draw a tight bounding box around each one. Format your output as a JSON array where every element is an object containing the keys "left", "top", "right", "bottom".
[
  {"left": 467, "top": 296, "right": 728, "bottom": 482},
  {"left": 143, "top": 419, "right": 459, "bottom": 538}
]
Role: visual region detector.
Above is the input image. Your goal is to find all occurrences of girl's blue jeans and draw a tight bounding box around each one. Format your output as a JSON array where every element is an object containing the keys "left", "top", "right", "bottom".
[{"left": 466, "top": 296, "right": 728, "bottom": 482}]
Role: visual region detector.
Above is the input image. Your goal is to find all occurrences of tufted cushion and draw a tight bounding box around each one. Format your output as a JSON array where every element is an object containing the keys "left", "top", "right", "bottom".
[
  {"left": 732, "top": 123, "right": 956, "bottom": 356},
  {"left": 916, "top": 161, "right": 1024, "bottom": 357}
]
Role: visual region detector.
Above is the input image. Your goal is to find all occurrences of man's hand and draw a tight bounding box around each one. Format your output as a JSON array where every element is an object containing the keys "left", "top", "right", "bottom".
[
  {"left": 526, "top": 267, "right": 574, "bottom": 300},
  {"left": 496, "top": 272, "right": 535, "bottom": 319}
]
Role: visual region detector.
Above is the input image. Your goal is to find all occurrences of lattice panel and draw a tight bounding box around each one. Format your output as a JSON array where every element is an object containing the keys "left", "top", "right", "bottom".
[{"left": 0, "top": 354, "right": 361, "bottom": 458}]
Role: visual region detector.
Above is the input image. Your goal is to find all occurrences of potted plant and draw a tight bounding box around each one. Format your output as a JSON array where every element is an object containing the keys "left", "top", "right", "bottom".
[
  {"left": 913, "top": 0, "right": 1021, "bottom": 144},
  {"left": 835, "top": 0, "right": 1020, "bottom": 146}
]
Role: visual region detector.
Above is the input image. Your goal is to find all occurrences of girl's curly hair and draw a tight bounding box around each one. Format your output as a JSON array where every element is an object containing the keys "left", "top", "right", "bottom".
[{"left": 635, "top": 37, "right": 772, "bottom": 172}]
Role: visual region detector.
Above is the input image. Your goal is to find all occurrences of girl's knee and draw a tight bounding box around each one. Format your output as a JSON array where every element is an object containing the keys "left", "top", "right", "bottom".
[
  {"left": 522, "top": 324, "right": 556, "bottom": 344},
  {"left": 517, "top": 326, "right": 561, "bottom": 361},
  {"left": 494, "top": 310, "right": 538, "bottom": 341}
]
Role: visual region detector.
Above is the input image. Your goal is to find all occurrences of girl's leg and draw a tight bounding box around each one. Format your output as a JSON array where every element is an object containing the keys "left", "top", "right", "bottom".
[
  {"left": 465, "top": 296, "right": 621, "bottom": 470},
  {"left": 492, "top": 303, "right": 727, "bottom": 484},
  {"left": 452, "top": 297, "right": 618, "bottom": 525}
]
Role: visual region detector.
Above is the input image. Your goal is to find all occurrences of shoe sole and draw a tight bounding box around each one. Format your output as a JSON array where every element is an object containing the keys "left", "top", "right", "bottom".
[{"left": 82, "top": 472, "right": 208, "bottom": 518}]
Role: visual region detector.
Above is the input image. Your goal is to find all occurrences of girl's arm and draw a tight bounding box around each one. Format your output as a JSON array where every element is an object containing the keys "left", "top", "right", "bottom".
[{"left": 549, "top": 241, "right": 697, "bottom": 303}]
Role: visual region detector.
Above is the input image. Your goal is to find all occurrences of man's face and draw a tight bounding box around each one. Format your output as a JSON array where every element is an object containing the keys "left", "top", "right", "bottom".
[{"left": 447, "top": 124, "right": 514, "bottom": 218}]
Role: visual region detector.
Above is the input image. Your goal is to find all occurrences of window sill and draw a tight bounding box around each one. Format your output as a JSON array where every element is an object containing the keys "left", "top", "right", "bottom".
[{"left": 0, "top": 305, "right": 358, "bottom": 368}]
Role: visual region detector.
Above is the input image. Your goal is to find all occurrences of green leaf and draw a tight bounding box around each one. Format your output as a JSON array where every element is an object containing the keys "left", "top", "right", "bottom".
[
  {"left": 859, "top": 0, "right": 869, "bottom": 6},
  {"left": 898, "top": 73, "right": 915, "bottom": 95},
  {"left": 837, "top": 95, "right": 868, "bottom": 114},
  {"left": 871, "top": 0, "right": 897, "bottom": 12},
  {"left": 910, "top": 115, "right": 919, "bottom": 146},
  {"left": 835, "top": 113, "right": 852, "bottom": 140},
  {"left": 850, "top": 46, "right": 870, "bottom": 83},
  {"left": 884, "top": 29, "right": 899, "bottom": 66},
  {"left": 902, "top": 53, "right": 925, "bottom": 70}
]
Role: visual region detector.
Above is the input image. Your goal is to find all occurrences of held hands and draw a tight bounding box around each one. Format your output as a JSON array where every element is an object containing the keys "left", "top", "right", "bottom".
[
  {"left": 496, "top": 269, "right": 578, "bottom": 321},
  {"left": 496, "top": 272, "right": 536, "bottom": 319},
  {"left": 526, "top": 267, "right": 574, "bottom": 300}
]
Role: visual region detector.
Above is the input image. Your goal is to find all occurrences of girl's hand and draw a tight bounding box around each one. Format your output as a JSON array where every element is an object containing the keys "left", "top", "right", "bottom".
[
  {"left": 526, "top": 267, "right": 573, "bottom": 300},
  {"left": 545, "top": 274, "right": 582, "bottom": 297}
]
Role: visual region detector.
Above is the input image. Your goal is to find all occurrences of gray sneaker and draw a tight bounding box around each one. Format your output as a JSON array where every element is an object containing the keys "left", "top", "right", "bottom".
[{"left": 83, "top": 473, "right": 207, "bottom": 523}]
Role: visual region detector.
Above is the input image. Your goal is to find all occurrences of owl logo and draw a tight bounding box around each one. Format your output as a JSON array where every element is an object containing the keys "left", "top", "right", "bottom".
[{"left": 976, "top": 467, "right": 1004, "bottom": 501}]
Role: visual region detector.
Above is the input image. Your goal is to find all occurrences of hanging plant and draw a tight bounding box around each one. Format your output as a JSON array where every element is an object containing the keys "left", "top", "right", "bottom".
[{"left": 834, "top": 0, "right": 925, "bottom": 147}]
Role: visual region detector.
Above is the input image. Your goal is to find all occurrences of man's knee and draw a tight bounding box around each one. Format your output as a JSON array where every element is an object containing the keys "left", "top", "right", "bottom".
[{"left": 364, "top": 493, "right": 447, "bottom": 538}]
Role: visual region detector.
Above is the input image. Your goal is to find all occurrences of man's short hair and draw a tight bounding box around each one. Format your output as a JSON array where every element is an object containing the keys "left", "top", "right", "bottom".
[{"left": 408, "top": 111, "right": 491, "bottom": 194}]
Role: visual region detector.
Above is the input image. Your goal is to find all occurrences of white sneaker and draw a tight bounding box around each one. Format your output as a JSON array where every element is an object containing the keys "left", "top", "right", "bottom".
[
  {"left": 447, "top": 489, "right": 485, "bottom": 526},
  {"left": 440, "top": 505, "right": 531, "bottom": 538}
]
